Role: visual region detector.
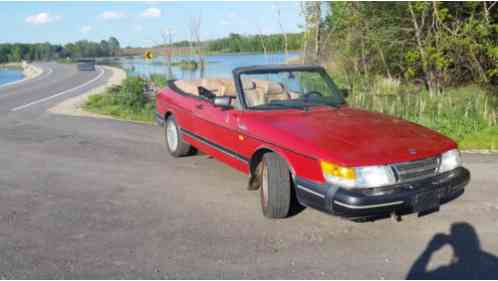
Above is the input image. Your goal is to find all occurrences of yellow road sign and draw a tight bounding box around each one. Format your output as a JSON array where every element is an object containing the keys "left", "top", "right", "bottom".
[{"left": 144, "top": 51, "right": 153, "bottom": 60}]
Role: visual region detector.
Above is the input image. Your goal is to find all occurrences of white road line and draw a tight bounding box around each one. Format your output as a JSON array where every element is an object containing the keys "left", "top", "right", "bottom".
[
  {"left": 11, "top": 66, "right": 104, "bottom": 112},
  {"left": 0, "top": 67, "right": 53, "bottom": 90}
]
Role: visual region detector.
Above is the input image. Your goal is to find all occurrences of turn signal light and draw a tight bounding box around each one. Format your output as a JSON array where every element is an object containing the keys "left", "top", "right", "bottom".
[{"left": 320, "top": 161, "right": 356, "bottom": 180}]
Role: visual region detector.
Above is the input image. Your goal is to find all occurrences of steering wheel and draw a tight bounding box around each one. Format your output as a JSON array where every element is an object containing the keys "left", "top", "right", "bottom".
[{"left": 302, "top": 91, "right": 323, "bottom": 101}]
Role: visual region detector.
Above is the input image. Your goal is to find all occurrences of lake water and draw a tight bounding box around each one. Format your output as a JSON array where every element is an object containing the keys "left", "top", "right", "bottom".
[
  {"left": 113, "top": 52, "right": 300, "bottom": 80},
  {"left": 0, "top": 68, "right": 24, "bottom": 86}
]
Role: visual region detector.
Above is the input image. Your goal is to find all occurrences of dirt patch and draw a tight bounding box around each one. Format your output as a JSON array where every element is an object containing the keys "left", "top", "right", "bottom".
[{"left": 48, "top": 66, "right": 127, "bottom": 118}]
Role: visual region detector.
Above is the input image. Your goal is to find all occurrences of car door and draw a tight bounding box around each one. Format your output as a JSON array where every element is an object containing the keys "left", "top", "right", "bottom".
[{"left": 192, "top": 97, "right": 248, "bottom": 172}]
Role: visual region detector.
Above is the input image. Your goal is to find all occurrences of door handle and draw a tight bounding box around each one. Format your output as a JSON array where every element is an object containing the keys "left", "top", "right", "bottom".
[{"left": 196, "top": 104, "right": 204, "bottom": 110}]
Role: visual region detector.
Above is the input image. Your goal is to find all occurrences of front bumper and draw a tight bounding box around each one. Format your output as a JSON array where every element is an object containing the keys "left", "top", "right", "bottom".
[{"left": 295, "top": 167, "right": 470, "bottom": 220}]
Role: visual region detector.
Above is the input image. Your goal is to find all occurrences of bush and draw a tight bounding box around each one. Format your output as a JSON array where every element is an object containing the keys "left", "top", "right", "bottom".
[
  {"left": 83, "top": 76, "right": 155, "bottom": 123},
  {"left": 112, "top": 77, "right": 147, "bottom": 109},
  {"left": 149, "top": 74, "right": 168, "bottom": 87}
]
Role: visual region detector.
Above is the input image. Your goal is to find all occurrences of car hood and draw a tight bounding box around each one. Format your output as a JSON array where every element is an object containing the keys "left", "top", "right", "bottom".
[{"left": 242, "top": 106, "right": 456, "bottom": 166}]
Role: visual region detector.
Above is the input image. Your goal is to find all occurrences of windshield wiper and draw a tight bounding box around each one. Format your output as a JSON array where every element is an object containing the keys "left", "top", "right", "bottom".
[
  {"left": 300, "top": 97, "right": 343, "bottom": 109},
  {"left": 267, "top": 101, "right": 309, "bottom": 111}
]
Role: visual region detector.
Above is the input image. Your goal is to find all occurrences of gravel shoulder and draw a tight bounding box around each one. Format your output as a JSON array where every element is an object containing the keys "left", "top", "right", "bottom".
[{"left": 48, "top": 65, "right": 127, "bottom": 118}]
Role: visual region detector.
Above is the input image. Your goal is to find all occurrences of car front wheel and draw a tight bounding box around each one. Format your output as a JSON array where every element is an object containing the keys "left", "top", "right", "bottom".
[
  {"left": 260, "top": 153, "right": 291, "bottom": 218},
  {"left": 165, "top": 115, "right": 192, "bottom": 157}
]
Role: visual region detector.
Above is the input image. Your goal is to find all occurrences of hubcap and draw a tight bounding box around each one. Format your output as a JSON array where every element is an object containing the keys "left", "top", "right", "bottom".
[
  {"left": 166, "top": 120, "right": 178, "bottom": 151},
  {"left": 262, "top": 164, "right": 269, "bottom": 208}
]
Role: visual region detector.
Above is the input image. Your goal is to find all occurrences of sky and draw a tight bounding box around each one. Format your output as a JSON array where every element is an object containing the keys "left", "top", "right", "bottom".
[{"left": 0, "top": 1, "right": 304, "bottom": 47}]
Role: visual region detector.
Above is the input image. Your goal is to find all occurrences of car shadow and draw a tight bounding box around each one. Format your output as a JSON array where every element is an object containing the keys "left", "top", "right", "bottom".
[{"left": 406, "top": 222, "right": 498, "bottom": 279}]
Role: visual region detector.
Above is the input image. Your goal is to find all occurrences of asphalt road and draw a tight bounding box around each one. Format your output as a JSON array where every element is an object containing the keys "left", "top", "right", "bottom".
[{"left": 1, "top": 63, "right": 497, "bottom": 279}]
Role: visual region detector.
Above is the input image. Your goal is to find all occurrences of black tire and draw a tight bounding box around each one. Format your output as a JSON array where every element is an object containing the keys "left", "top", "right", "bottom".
[
  {"left": 165, "top": 115, "right": 192, "bottom": 157},
  {"left": 260, "top": 153, "right": 291, "bottom": 218}
]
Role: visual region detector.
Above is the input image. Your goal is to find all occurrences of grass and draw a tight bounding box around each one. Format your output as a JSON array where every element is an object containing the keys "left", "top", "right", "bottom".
[
  {"left": 459, "top": 126, "right": 498, "bottom": 151},
  {"left": 84, "top": 94, "right": 155, "bottom": 123},
  {"left": 348, "top": 84, "right": 496, "bottom": 140},
  {"left": 83, "top": 77, "right": 155, "bottom": 123}
]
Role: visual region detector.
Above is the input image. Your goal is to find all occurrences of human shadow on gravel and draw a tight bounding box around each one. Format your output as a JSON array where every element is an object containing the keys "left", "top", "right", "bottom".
[{"left": 406, "top": 222, "right": 498, "bottom": 279}]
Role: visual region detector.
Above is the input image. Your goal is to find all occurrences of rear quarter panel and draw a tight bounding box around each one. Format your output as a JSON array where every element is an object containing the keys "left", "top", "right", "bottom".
[{"left": 156, "top": 87, "right": 196, "bottom": 132}]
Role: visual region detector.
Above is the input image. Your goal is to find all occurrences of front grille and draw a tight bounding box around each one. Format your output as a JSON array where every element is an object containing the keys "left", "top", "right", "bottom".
[{"left": 391, "top": 156, "right": 439, "bottom": 183}]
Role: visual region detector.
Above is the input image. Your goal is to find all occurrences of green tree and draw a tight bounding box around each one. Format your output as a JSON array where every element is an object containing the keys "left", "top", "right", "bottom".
[
  {"left": 321, "top": 1, "right": 498, "bottom": 91},
  {"left": 108, "top": 37, "right": 120, "bottom": 56}
]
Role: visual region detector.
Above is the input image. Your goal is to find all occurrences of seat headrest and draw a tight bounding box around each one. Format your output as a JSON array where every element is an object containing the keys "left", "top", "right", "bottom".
[{"left": 265, "top": 82, "right": 285, "bottom": 95}]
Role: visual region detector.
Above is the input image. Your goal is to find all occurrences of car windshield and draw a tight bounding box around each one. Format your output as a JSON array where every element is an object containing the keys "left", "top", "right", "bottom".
[{"left": 240, "top": 69, "right": 345, "bottom": 110}]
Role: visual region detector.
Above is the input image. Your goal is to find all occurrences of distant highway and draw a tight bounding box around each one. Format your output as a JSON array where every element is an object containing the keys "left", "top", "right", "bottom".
[{"left": 0, "top": 62, "right": 109, "bottom": 115}]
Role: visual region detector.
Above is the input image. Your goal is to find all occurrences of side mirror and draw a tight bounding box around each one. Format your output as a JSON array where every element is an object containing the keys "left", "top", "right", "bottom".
[
  {"left": 213, "top": 96, "right": 232, "bottom": 108},
  {"left": 340, "top": 88, "right": 350, "bottom": 98}
]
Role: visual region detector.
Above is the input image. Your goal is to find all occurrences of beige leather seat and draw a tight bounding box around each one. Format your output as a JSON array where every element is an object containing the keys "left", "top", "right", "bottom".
[
  {"left": 264, "top": 82, "right": 290, "bottom": 103},
  {"left": 242, "top": 80, "right": 265, "bottom": 107},
  {"left": 173, "top": 79, "right": 237, "bottom": 97},
  {"left": 173, "top": 79, "right": 291, "bottom": 108}
]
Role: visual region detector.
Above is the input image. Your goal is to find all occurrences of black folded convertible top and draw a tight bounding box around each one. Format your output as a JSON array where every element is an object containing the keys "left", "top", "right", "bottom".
[{"left": 233, "top": 64, "right": 323, "bottom": 76}]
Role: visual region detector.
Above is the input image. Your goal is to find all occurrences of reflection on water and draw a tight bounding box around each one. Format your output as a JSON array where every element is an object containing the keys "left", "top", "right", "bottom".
[
  {"left": 0, "top": 68, "right": 24, "bottom": 86},
  {"left": 114, "top": 52, "right": 300, "bottom": 80}
]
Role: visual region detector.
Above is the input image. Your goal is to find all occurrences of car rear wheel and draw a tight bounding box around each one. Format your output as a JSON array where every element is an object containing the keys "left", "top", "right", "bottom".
[
  {"left": 165, "top": 115, "right": 192, "bottom": 157},
  {"left": 260, "top": 153, "right": 291, "bottom": 218}
]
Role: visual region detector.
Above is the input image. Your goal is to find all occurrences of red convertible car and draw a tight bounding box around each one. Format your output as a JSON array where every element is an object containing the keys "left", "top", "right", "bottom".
[{"left": 155, "top": 64, "right": 470, "bottom": 221}]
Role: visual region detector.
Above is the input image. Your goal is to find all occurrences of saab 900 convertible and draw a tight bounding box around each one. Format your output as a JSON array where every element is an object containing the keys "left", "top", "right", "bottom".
[{"left": 155, "top": 64, "right": 470, "bottom": 221}]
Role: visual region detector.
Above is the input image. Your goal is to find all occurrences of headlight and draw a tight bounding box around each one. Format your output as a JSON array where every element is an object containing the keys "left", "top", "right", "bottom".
[
  {"left": 439, "top": 149, "right": 462, "bottom": 173},
  {"left": 355, "top": 166, "right": 396, "bottom": 188},
  {"left": 320, "top": 161, "right": 396, "bottom": 189}
]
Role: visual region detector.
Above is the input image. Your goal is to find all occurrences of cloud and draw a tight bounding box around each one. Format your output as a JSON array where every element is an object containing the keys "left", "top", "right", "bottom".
[
  {"left": 98, "top": 11, "right": 127, "bottom": 20},
  {"left": 219, "top": 12, "right": 239, "bottom": 26},
  {"left": 25, "top": 12, "right": 61, "bottom": 25},
  {"left": 80, "top": 25, "right": 92, "bottom": 34},
  {"left": 142, "top": 7, "right": 161, "bottom": 17}
]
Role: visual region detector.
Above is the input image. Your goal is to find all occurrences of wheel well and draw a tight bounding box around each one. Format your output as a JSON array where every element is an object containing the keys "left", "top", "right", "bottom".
[
  {"left": 249, "top": 149, "right": 273, "bottom": 176},
  {"left": 247, "top": 148, "right": 273, "bottom": 190},
  {"left": 164, "top": 111, "right": 172, "bottom": 121},
  {"left": 248, "top": 148, "right": 295, "bottom": 191}
]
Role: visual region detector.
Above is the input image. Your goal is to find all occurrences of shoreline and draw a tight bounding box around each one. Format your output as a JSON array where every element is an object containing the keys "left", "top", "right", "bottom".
[
  {"left": 0, "top": 62, "right": 43, "bottom": 87},
  {"left": 0, "top": 62, "right": 24, "bottom": 69},
  {"left": 112, "top": 50, "right": 302, "bottom": 59}
]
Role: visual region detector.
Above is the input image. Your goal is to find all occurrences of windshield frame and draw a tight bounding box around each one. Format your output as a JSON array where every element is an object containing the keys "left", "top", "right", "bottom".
[{"left": 232, "top": 64, "right": 345, "bottom": 111}]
